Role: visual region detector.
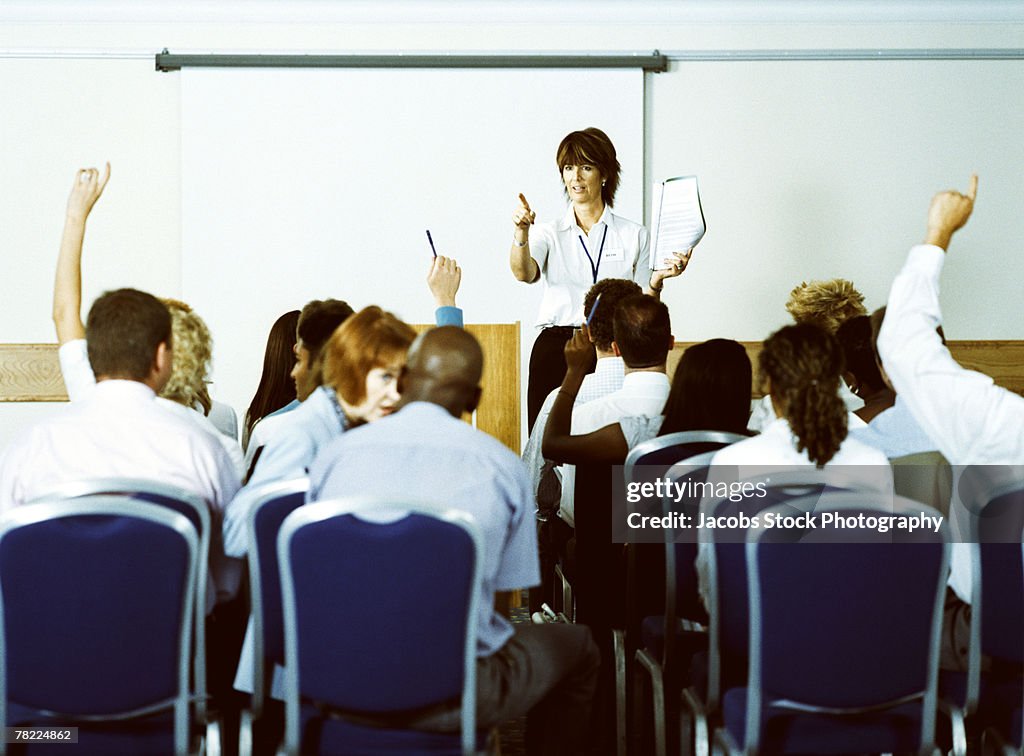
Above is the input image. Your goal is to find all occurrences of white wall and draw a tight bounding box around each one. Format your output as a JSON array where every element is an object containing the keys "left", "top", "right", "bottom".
[{"left": 3, "top": 0, "right": 1024, "bottom": 451}]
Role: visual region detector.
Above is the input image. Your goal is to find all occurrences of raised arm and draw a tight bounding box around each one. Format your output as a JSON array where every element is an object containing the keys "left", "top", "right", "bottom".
[
  {"left": 509, "top": 193, "right": 540, "bottom": 283},
  {"left": 542, "top": 325, "right": 630, "bottom": 464},
  {"left": 53, "top": 164, "right": 110, "bottom": 344},
  {"left": 876, "top": 175, "right": 1024, "bottom": 464},
  {"left": 427, "top": 255, "right": 465, "bottom": 328}
]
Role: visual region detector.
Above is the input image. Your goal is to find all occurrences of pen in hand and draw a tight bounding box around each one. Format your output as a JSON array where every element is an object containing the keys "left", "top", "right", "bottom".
[
  {"left": 585, "top": 293, "right": 603, "bottom": 328},
  {"left": 426, "top": 229, "right": 438, "bottom": 258}
]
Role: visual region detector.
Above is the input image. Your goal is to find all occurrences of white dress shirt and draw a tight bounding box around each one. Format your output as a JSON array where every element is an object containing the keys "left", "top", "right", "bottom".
[
  {"left": 58, "top": 339, "right": 246, "bottom": 480},
  {"left": 0, "top": 380, "right": 242, "bottom": 607},
  {"left": 530, "top": 206, "right": 650, "bottom": 328},
  {"left": 521, "top": 355, "right": 625, "bottom": 498},
  {"left": 878, "top": 243, "right": 1024, "bottom": 602},
  {"left": 558, "top": 371, "right": 670, "bottom": 527}
]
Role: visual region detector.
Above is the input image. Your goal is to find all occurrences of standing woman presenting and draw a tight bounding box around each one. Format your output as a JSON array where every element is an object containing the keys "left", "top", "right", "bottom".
[{"left": 510, "top": 127, "right": 689, "bottom": 431}]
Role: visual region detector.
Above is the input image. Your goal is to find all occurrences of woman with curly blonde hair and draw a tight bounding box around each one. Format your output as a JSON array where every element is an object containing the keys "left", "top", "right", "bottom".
[
  {"left": 748, "top": 278, "right": 869, "bottom": 432},
  {"left": 160, "top": 298, "right": 214, "bottom": 415}
]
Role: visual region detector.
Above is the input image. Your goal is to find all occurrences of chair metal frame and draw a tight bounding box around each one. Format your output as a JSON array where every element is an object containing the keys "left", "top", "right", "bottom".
[
  {"left": 624, "top": 431, "right": 747, "bottom": 485},
  {"left": 278, "top": 497, "right": 484, "bottom": 756},
  {"left": 28, "top": 478, "right": 214, "bottom": 725},
  {"left": 629, "top": 450, "right": 718, "bottom": 756},
  {"left": 723, "top": 493, "right": 948, "bottom": 755},
  {"left": 619, "top": 432, "right": 743, "bottom": 756},
  {"left": 243, "top": 477, "right": 310, "bottom": 721},
  {"left": 0, "top": 498, "right": 198, "bottom": 756}
]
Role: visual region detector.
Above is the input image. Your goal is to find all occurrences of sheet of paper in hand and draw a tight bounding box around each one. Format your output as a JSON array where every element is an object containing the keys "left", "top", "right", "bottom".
[{"left": 650, "top": 175, "right": 706, "bottom": 270}]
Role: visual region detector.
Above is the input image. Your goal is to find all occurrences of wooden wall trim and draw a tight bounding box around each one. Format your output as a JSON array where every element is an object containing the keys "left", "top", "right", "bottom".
[
  {"left": 669, "top": 340, "right": 1024, "bottom": 398},
  {"left": 5, "top": 334, "right": 1024, "bottom": 453},
  {"left": 0, "top": 344, "right": 67, "bottom": 402}
]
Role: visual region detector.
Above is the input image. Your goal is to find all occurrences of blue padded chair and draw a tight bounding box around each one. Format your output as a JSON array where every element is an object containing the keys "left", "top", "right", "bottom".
[
  {"left": 630, "top": 450, "right": 718, "bottom": 756},
  {"left": 28, "top": 478, "right": 213, "bottom": 726},
  {"left": 942, "top": 471, "right": 1024, "bottom": 756},
  {"left": 686, "top": 468, "right": 883, "bottom": 756},
  {"left": 239, "top": 477, "right": 308, "bottom": 749},
  {"left": 278, "top": 498, "right": 485, "bottom": 756},
  {"left": 0, "top": 499, "right": 199, "bottom": 755},
  {"left": 714, "top": 493, "right": 949, "bottom": 755}
]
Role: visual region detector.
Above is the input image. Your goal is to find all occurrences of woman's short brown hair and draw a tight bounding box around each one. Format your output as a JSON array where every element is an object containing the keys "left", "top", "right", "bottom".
[
  {"left": 321, "top": 306, "right": 416, "bottom": 406},
  {"left": 556, "top": 127, "right": 621, "bottom": 207}
]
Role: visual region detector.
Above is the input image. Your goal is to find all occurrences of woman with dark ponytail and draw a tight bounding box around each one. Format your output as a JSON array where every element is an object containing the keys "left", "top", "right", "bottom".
[{"left": 710, "top": 323, "right": 890, "bottom": 469}]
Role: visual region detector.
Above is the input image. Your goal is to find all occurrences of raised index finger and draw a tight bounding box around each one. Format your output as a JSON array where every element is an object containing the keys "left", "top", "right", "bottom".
[
  {"left": 97, "top": 162, "right": 111, "bottom": 193},
  {"left": 518, "top": 193, "right": 532, "bottom": 212},
  {"left": 967, "top": 174, "right": 978, "bottom": 201}
]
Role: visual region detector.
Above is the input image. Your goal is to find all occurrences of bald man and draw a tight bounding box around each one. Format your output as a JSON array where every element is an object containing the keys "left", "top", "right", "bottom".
[{"left": 309, "top": 326, "right": 599, "bottom": 754}]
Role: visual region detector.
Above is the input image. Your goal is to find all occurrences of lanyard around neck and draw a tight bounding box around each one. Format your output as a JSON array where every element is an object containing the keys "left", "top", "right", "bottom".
[{"left": 578, "top": 224, "right": 609, "bottom": 285}]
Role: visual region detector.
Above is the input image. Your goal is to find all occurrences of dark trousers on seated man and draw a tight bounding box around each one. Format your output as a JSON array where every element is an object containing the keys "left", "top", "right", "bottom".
[{"left": 413, "top": 623, "right": 600, "bottom": 755}]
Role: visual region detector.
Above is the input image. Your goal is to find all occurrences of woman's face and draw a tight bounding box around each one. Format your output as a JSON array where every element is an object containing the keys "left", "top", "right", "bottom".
[
  {"left": 562, "top": 162, "right": 603, "bottom": 206},
  {"left": 343, "top": 360, "right": 404, "bottom": 424}
]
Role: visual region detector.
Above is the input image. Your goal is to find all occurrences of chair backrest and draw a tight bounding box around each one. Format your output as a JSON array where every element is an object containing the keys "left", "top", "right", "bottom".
[
  {"left": 279, "top": 497, "right": 483, "bottom": 756},
  {"left": 624, "top": 430, "right": 746, "bottom": 484},
  {"left": 702, "top": 468, "right": 877, "bottom": 707},
  {"left": 959, "top": 472, "right": 1024, "bottom": 712},
  {"left": 744, "top": 493, "right": 948, "bottom": 755},
  {"left": 28, "top": 478, "right": 212, "bottom": 721},
  {"left": 244, "top": 478, "right": 309, "bottom": 717},
  {"left": 0, "top": 498, "right": 197, "bottom": 755}
]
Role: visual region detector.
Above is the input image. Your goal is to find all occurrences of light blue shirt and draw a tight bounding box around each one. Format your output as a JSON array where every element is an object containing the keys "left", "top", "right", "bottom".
[
  {"left": 309, "top": 402, "right": 540, "bottom": 658},
  {"left": 223, "top": 386, "right": 346, "bottom": 557}
]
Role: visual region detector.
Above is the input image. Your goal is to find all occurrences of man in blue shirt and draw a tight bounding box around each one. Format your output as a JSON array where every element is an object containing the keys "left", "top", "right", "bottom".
[{"left": 310, "top": 327, "right": 599, "bottom": 754}]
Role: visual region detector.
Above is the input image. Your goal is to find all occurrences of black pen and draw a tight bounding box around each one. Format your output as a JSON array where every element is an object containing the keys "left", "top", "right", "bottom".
[{"left": 426, "top": 229, "right": 438, "bottom": 258}]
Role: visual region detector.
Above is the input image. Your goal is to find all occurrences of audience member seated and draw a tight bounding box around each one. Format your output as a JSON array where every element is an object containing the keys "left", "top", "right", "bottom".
[
  {"left": 308, "top": 327, "right": 600, "bottom": 754},
  {"left": 876, "top": 176, "right": 1005, "bottom": 672},
  {"left": 697, "top": 322, "right": 892, "bottom": 606},
  {"left": 52, "top": 164, "right": 245, "bottom": 479},
  {"left": 1, "top": 287, "right": 241, "bottom": 604},
  {"left": 554, "top": 294, "right": 673, "bottom": 532},
  {"left": 241, "top": 298, "right": 354, "bottom": 480},
  {"left": 224, "top": 305, "right": 414, "bottom": 557},
  {"left": 712, "top": 322, "right": 891, "bottom": 471},
  {"left": 542, "top": 337, "right": 752, "bottom": 465},
  {"left": 877, "top": 175, "right": 1011, "bottom": 466},
  {"left": 748, "top": 277, "right": 869, "bottom": 431},
  {"left": 523, "top": 277, "right": 640, "bottom": 501},
  {"left": 521, "top": 277, "right": 640, "bottom": 612},
  {"left": 243, "top": 309, "right": 300, "bottom": 452},
  {"left": 836, "top": 313, "right": 896, "bottom": 423}
]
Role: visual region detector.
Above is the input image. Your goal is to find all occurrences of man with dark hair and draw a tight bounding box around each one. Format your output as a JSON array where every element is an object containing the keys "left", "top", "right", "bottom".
[
  {"left": 309, "top": 327, "right": 599, "bottom": 754},
  {"left": 521, "top": 277, "right": 640, "bottom": 611},
  {"left": 85, "top": 287, "right": 173, "bottom": 380},
  {"left": 292, "top": 298, "right": 355, "bottom": 401},
  {"left": 0, "top": 287, "right": 240, "bottom": 605},
  {"left": 557, "top": 294, "right": 673, "bottom": 530}
]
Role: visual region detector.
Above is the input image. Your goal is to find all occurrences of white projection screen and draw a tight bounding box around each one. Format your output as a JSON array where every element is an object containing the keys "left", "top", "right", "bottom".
[{"left": 181, "top": 67, "right": 644, "bottom": 438}]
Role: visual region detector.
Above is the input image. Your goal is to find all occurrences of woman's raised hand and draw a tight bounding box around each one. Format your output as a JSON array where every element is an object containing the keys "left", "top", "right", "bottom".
[
  {"left": 66, "top": 163, "right": 110, "bottom": 222},
  {"left": 513, "top": 193, "right": 536, "bottom": 229}
]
